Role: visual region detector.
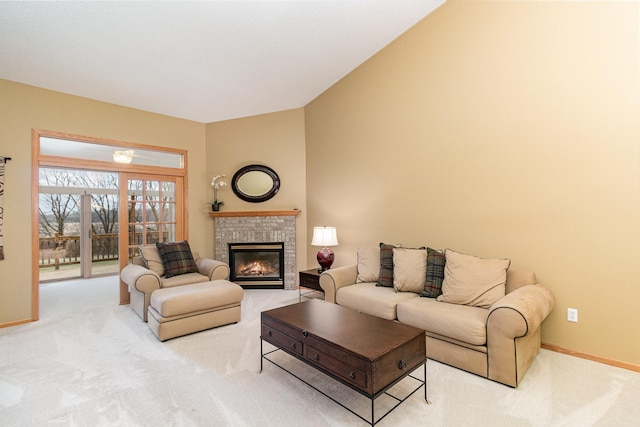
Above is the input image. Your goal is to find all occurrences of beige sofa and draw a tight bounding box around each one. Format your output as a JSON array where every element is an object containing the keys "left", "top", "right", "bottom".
[
  {"left": 120, "top": 246, "right": 230, "bottom": 322},
  {"left": 319, "top": 247, "right": 555, "bottom": 387}
]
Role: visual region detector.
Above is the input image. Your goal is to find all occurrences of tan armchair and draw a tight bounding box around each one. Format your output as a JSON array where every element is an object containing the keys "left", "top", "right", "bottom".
[{"left": 121, "top": 248, "right": 230, "bottom": 321}]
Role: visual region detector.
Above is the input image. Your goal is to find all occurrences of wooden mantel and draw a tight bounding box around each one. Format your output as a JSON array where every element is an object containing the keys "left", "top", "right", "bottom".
[{"left": 208, "top": 209, "right": 301, "bottom": 218}]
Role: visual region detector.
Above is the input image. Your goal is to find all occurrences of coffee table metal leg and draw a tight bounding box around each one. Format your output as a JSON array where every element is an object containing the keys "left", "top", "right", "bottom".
[
  {"left": 371, "top": 398, "right": 375, "bottom": 426},
  {"left": 260, "top": 338, "right": 263, "bottom": 373},
  {"left": 424, "top": 359, "right": 430, "bottom": 404}
]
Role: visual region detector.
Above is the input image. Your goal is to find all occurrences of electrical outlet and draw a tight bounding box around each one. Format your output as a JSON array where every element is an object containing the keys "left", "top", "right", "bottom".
[{"left": 567, "top": 308, "right": 578, "bottom": 323}]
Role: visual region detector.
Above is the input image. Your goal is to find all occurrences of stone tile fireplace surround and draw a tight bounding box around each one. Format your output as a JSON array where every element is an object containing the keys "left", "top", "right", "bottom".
[{"left": 210, "top": 210, "right": 300, "bottom": 290}]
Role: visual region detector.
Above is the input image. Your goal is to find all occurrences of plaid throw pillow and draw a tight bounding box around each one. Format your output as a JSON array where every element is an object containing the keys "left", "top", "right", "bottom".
[
  {"left": 376, "top": 243, "right": 397, "bottom": 287},
  {"left": 421, "top": 247, "right": 446, "bottom": 298},
  {"left": 155, "top": 240, "right": 199, "bottom": 278}
]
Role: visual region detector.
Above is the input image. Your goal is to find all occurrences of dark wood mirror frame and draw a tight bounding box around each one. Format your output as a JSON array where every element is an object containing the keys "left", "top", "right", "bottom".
[{"left": 231, "top": 164, "right": 280, "bottom": 203}]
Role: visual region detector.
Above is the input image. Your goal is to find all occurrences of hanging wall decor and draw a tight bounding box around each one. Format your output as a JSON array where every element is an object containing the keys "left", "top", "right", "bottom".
[{"left": 0, "top": 156, "right": 9, "bottom": 260}]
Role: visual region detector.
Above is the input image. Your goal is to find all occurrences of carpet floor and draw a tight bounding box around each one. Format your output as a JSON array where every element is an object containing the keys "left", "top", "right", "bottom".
[{"left": 1, "top": 276, "right": 639, "bottom": 426}]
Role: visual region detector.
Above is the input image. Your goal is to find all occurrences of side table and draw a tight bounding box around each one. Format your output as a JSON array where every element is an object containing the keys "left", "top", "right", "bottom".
[{"left": 298, "top": 268, "right": 324, "bottom": 301}]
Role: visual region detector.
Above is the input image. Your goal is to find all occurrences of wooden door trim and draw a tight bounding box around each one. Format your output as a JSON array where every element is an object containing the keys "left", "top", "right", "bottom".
[
  {"left": 32, "top": 129, "right": 188, "bottom": 321},
  {"left": 118, "top": 173, "right": 186, "bottom": 305}
]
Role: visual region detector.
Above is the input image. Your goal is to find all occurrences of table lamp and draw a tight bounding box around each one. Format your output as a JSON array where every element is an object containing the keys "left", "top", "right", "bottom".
[{"left": 311, "top": 226, "right": 339, "bottom": 272}]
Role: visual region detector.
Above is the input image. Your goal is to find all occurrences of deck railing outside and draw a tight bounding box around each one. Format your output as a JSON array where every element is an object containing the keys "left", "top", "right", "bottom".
[{"left": 39, "top": 233, "right": 118, "bottom": 269}]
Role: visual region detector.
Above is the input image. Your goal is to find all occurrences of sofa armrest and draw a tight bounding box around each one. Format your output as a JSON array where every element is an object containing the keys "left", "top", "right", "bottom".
[
  {"left": 120, "top": 264, "right": 161, "bottom": 294},
  {"left": 486, "top": 284, "right": 555, "bottom": 386},
  {"left": 196, "top": 258, "right": 230, "bottom": 280},
  {"left": 319, "top": 265, "right": 358, "bottom": 304},
  {"left": 488, "top": 284, "right": 555, "bottom": 337}
]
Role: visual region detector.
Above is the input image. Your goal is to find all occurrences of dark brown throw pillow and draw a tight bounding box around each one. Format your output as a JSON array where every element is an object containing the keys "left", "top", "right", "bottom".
[
  {"left": 421, "top": 248, "right": 446, "bottom": 298},
  {"left": 376, "top": 242, "right": 397, "bottom": 287},
  {"left": 156, "top": 240, "right": 199, "bottom": 278}
]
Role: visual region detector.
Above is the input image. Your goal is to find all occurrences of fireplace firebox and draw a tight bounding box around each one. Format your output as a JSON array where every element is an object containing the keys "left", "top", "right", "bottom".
[{"left": 228, "top": 242, "right": 285, "bottom": 289}]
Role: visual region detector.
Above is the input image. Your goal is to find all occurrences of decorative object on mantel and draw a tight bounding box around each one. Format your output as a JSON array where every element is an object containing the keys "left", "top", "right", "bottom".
[
  {"left": 311, "top": 226, "right": 339, "bottom": 272},
  {"left": 210, "top": 174, "right": 227, "bottom": 211},
  {"left": 0, "top": 156, "right": 10, "bottom": 261}
]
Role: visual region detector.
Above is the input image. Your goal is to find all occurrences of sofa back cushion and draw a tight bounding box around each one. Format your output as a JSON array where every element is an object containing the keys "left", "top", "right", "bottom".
[
  {"left": 437, "top": 249, "right": 510, "bottom": 309},
  {"left": 393, "top": 247, "right": 427, "bottom": 293},
  {"left": 356, "top": 246, "right": 380, "bottom": 283},
  {"left": 132, "top": 255, "right": 147, "bottom": 267},
  {"left": 506, "top": 269, "right": 537, "bottom": 294},
  {"left": 141, "top": 246, "right": 165, "bottom": 276}
]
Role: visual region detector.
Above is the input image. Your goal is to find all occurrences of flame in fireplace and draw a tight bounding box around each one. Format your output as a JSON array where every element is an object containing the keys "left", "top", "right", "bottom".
[
  {"left": 239, "top": 262, "right": 265, "bottom": 276},
  {"left": 236, "top": 261, "right": 280, "bottom": 277}
]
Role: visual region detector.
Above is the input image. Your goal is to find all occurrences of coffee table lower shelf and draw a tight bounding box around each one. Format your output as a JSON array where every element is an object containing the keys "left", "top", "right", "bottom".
[{"left": 260, "top": 341, "right": 428, "bottom": 426}]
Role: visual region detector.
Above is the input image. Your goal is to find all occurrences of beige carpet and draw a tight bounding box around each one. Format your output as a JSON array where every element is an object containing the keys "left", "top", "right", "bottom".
[{"left": 1, "top": 276, "right": 639, "bottom": 426}]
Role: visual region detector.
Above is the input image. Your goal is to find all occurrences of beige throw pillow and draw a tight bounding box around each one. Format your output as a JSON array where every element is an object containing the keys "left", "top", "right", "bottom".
[
  {"left": 393, "top": 247, "right": 427, "bottom": 293},
  {"left": 356, "top": 246, "right": 381, "bottom": 283},
  {"left": 437, "top": 249, "right": 510, "bottom": 308},
  {"left": 141, "top": 245, "right": 165, "bottom": 276}
]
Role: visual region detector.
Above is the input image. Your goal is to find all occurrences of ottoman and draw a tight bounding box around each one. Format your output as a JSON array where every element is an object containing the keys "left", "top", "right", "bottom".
[{"left": 147, "top": 280, "right": 244, "bottom": 341}]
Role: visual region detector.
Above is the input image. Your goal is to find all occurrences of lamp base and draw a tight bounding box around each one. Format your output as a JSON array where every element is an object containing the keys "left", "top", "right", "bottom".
[{"left": 316, "top": 247, "right": 335, "bottom": 272}]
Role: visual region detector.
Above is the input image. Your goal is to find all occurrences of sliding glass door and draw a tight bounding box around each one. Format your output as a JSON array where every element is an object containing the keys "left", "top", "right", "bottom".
[
  {"left": 38, "top": 168, "right": 119, "bottom": 282},
  {"left": 119, "top": 173, "right": 183, "bottom": 265}
]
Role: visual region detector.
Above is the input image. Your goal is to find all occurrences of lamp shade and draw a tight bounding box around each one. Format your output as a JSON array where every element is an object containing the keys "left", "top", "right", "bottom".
[{"left": 311, "top": 226, "right": 338, "bottom": 247}]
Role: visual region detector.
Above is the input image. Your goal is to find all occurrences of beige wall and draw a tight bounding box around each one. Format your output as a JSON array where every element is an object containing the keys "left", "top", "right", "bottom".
[
  {"left": 0, "top": 79, "right": 209, "bottom": 324},
  {"left": 305, "top": 1, "right": 640, "bottom": 365},
  {"left": 205, "top": 109, "right": 308, "bottom": 271}
]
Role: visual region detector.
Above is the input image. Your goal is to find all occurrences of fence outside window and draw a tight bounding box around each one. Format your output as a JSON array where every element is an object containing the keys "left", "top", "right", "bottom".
[{"left": 39, "top": 233, "right": 118, "bottom": 268}]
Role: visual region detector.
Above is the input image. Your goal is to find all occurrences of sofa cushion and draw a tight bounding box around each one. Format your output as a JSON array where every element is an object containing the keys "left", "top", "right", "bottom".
[
  {"left": 150, "top": 280, "right": 243, "bottom": 318},
  {"left": 422, "top": 248, "right": 446, "bottom": 298},
  {"left": 397, "top": 297, "right": 490, "bottom": 346},
  {"left": 160, "top": 272, "right": 209, "bottom": 288},
  {"left": 337, "top": 282, "right": 418, "bottom": 320},
  {"left": 156, "top": 240, "right": 199, "bottom": 278},
  {"left": 376, "top": 243, "right": 397, "bottom": 287},
  {"left": 141, "top": 245, "right": 165, "bottom": 276},
  {"left": 437, "top": 249, "right": 510, "bottom": 309},
  {"left": 356, "top": 246, "right": 380, "bottom": 283},
  {"left": 393, "top": 247, "right": 427, "bottom": 293}
]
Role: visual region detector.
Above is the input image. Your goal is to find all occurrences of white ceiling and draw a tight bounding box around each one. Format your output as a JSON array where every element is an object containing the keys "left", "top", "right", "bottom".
[{"left": 0, "top": 1, "right": 444, "bottom": 123}]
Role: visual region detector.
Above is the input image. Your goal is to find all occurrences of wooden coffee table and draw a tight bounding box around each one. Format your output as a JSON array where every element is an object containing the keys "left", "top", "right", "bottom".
[{"left": 260, "top": 299, "right": 428, "bottom": 426}]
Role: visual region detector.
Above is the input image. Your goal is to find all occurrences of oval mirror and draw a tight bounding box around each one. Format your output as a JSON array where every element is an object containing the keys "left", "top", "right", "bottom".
[{"left": 231, "top": 164, "right": 280, "bottom": 203}]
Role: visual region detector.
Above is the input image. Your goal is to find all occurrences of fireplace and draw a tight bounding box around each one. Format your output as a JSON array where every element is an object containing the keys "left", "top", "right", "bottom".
[{"left": 228, "top": 242, "right": 285, "bottom": 289}]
